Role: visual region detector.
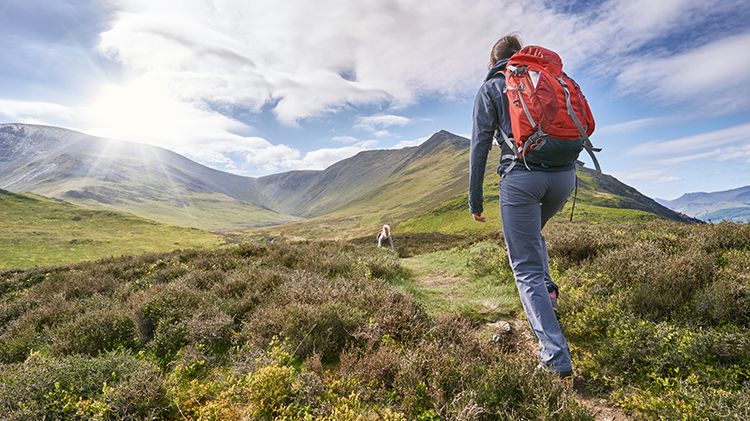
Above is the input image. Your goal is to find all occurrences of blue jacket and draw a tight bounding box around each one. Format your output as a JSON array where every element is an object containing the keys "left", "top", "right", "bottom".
[
  {"left": 468, "top": 59, "right": 575, "bottom": 214},
  {"left": 468, "top": 59, "right": 512, "bottom": 215}
]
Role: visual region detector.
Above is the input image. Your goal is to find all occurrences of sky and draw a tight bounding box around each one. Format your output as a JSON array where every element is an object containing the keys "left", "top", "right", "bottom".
[{"left": 1, "top": 0, "right": 749, "bottom": 200}]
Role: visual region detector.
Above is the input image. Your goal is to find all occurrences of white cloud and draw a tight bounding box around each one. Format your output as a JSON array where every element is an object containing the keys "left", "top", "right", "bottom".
[
  {"left": 598, "top": 116, "right": 675, "bottom": 134},
  {"left": 615, "top": 31, "right": 750, "bottom": 111},
  {"left": 294, "top": 141, "right": 378, "bottom": 170},
  {"left": 613, "top": 168, "right": 681, "bottom": 184},
  {"left": 355, "top": 114, "right": 411, "bottom": 130},
  {"left": 101, "top": 0, "right": 735, "bottom": 128},
  {"left": 332, "top": 135, "right": 359, "bottom": 143},
  {"left": 616, "top": 122, "right": 750, "bottom": 188},
  {"left": 0, "top": 99, "right": 76, "bottom": 128},
  {"left": 628, "top": 122, "right": 750, "bottom": 157},
  {"left": 7, "top": 0, "right": 750, "bottom": 177},
  {"left": 392, "top": 135, "right": 431, "bottom": 149},
  {"left": 656, "top": 150, "right": 721, "bottom": 165}
]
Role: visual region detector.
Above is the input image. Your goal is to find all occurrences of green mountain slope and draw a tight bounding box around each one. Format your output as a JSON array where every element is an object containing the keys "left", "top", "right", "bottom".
[
  {"left": 0, "top": 124, "right": 296, "bottom": 230},
  {"left": 249, "top": 133, "right": 699, "bottom": 239},
  {"left": 0, "top": 189, "right": 223, "bottom": 270},
  {"left": 2, "top": 124, "right": 697, "bottom": 236},
  {"left": 254, "top": 130, "right": 470, "bottom": 218}
]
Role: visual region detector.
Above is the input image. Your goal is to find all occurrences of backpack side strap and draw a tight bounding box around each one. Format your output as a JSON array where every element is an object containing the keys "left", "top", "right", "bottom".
[{"left": 556, "top": 77, "right": 602, "bottom": 173}]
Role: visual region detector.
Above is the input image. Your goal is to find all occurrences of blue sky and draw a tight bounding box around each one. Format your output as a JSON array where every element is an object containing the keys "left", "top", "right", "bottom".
[{"left": 1, "top": 0, "right": 749, "bottom": 200}]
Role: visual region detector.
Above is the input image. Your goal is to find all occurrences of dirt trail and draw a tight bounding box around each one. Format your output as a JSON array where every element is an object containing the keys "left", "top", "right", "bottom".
[
  {"left": 501, "top": 319, "right": 630, "bottom": 421},
  {"left": 410, "top": 262, "right": 629, "bottom": 420}
]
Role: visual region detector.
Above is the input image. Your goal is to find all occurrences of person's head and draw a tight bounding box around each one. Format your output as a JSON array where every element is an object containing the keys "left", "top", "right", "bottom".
[{"left": 489, "top": 34, "right": 522, "bottom": 68}]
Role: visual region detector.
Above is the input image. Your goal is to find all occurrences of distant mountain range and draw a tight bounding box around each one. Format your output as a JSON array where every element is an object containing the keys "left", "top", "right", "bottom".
[
  {"left": 657, "top": 186, "right": 750, "bottom": 222},
  {"left": 1, "top": 123, "right": 698, "bottom": 231}
]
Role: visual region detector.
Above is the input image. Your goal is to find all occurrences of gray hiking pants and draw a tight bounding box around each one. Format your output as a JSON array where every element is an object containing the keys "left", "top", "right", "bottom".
[{"left": 500, "top": 168, "right": 575, "bottom": 373}]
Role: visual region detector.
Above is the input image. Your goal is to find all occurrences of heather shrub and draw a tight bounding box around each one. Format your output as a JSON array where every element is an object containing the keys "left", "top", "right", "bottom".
[
  {"left": 148, "top": 319, "right": 189, "bottom": 366},
  {"left": 555, "top": 220, "right": 750, "bottom": 418},
  {"left": 0, "top": 351, "right": 169, "bottom": 420},
  {"left": 340, "top": 317, "right": 590, "bottom": 420},
  {"left": 694, "top": 249, "right": 750, "bottom": 326},
  {"left": 699, "top": 221, "right": 750, "bottom": 251},
  {"left": 129, "top": 282, "right": 206, "bottom": 341},
  {"left": 244, "top": 269, "right": 427, "bottom": 361},
  {"left": 49, "top": 306, "right": 138, "bottom": 356},
  {"left": 185, "top": 307, "right": 235, "bottom": 353},
  {"left": 545, "top": 223, "right": 627, "bottom": 269},
  {"left": 0, "top": 237, "right": 583, "bottom": 419},
  {"left": 466, "top": 241, "right": 509, "bottom": 279}
]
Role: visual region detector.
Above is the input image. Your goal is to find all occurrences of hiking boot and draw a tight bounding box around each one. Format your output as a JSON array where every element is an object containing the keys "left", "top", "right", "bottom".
[
  {"left": 560, "top": 371, "right": 574, "bottom": 388},
  {"left": 536, "top": 363, "right": 573, "bottom": 379},
  {"left": 547, "top": 283, "right": 559, "bottom": 310}
]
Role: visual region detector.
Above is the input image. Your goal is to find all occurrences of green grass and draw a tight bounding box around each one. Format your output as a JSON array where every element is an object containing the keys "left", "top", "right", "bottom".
[
  {"left": 398, "top": 193, "right": 659, "bottom": 235},
  {"left": 0, "top": 239, "right": 589, "bottom": 420},
  {"left": 0, "top": 190, "right": 224, "bottom": 271},
  {"left": 398, "top": 241, "right": 520, "bottom": 319},
  {"left": 67, "top": 190, "right": 299, "bottom": 231}
]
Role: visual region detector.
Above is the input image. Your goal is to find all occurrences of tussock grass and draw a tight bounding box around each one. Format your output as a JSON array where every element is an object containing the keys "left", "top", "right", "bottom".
[
  {"left": 548, "top": 221, "right": 750, "bottom": 419},
  {"left": 0, "top": 240, "right": 587, "bottom": 420},
  {"left": 0, "top": 190, "right": 223, "bottom": 270}
]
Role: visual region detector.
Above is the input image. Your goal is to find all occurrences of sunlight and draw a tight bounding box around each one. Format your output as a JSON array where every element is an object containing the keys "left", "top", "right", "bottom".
[{"left": 83, "top": 77, "right": 191, "bottom": 146}]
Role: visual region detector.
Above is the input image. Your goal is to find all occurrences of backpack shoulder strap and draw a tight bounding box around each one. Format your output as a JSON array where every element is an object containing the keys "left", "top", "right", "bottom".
[{"left": 556, "top": 76, "right": 602, "bottom": 173}]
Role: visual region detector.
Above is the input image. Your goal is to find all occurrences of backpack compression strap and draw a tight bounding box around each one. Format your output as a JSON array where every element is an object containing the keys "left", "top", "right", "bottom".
[
  {"left": 497, "top": 128, "right": 529, "bottom": 176},
  {"left": 556, "top": 77, "right": 602, "bottom": 173}
]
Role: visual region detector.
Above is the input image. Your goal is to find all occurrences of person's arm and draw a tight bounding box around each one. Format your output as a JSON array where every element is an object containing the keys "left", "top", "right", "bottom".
[{"left": 469, "top": 83, "right": 498, "bottom": 221}]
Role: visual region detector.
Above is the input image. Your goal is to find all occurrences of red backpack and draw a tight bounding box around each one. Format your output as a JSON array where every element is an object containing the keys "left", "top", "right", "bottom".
[{"left": 498, "top": 46, "right": 601, "bottom": 173}]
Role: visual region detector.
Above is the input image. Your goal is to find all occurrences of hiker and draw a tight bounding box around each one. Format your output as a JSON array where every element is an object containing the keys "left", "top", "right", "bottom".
[
  {"left": 376, "top": 224, "right": 394, "bottom": 250},
  {"left": 468, "top": 34, "right": 600, "bottom": 380}
]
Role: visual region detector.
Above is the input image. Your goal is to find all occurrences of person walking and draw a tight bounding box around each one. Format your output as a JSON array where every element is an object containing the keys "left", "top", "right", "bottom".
[{"left": 468, "top": 34, "right": 599, "bottom": 379}]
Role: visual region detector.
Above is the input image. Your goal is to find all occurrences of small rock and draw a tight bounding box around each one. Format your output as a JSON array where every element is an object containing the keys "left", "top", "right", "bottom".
[{"left": 487, "top": 320, "right": 512, "bottom": 333}]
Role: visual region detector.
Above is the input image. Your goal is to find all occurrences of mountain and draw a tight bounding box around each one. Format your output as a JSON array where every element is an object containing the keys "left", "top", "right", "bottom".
[
  {"left": 658, "top": 186, "right": 750, "bottom": 222},
  {"left": 1, "top": 124, "right": 697, "bottom": 236},
  {"left": 246, "top": 133, "right": 700, "bottom": 238},
  {"left": 255, "top": 130, "right": 470, "bottom": 216},
  {"left": 0, "top": 188, "right": 222, "bottom": 270},
  {"left": 0, "top": 124, "right": 297, "bottom": 230}
]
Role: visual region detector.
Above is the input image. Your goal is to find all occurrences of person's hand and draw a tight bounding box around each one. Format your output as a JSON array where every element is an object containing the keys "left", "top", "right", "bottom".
[{"left": 472, "top": 212, "right": 486, "bottom": 223}]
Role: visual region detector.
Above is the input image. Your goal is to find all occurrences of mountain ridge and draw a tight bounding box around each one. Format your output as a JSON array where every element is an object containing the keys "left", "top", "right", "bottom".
[
  {"left": 1, "top": 123, "right": 700, "bottom": 231},
  {"left": 657, "top": 185, "right": 750, "bottom": 222}
]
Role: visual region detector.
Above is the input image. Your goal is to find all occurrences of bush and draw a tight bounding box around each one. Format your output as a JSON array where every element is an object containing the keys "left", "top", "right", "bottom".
[
  {"left": 466, "top": 242, "right": 509, "bottom": 279},
  {"left": 341, "top": 317, "right": 590, "bottom": 420},
  {"left": 0, "top": 351, "right": 169, "bottom": 420},
  {"left": 186, "top": 307, "right": 235, "bottom": 353},
  {"left": 0, "top": 236, "right": 588, "bottom": 419},
  {"left": 694, "top": 250, "right": 750, "bottom": 326},
  {"left": 555, "top": 221, "right": 750, "bottom": 418},
  {"left": 50, "top": 306, "right": 139, "bottom": 356},
  {"left": 128, "top": 282, "right": 205, "bottom": 341}
]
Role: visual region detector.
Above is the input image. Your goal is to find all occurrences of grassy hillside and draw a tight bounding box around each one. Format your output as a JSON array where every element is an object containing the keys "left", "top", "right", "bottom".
[
  {"left": 1, "top": 221, "right": 747, "bottom": 419},
  {"left": 398, "top": 221, "right": 750, "bottom": 419},
  {"left": 247, "top": 138, "right": 696, "bottom": 240},
  {"left": 0, "top": 124, "right": 294, "bottom": 230},
  {"left": 0, "top": 189, "right": 223, "bottom": 270},
  {"left": 65, "top": 190, "right": 299, "bottom": 232},
  {"left": 252, "top": 131, "right": 475, "bottom": 231},
  {"left": 0, "top": 239, "right": 589, "bottom": 420}
]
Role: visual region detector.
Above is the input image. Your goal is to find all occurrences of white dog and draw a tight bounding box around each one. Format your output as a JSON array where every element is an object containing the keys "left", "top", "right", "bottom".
[{"left": 376, "top": 224, "right": 394, "bottom": 250}]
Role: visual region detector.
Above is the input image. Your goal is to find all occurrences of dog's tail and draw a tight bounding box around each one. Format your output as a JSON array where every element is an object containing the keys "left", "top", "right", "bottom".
[{"left": 383, "top": 224, "right": 391, "bottom": 237}]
